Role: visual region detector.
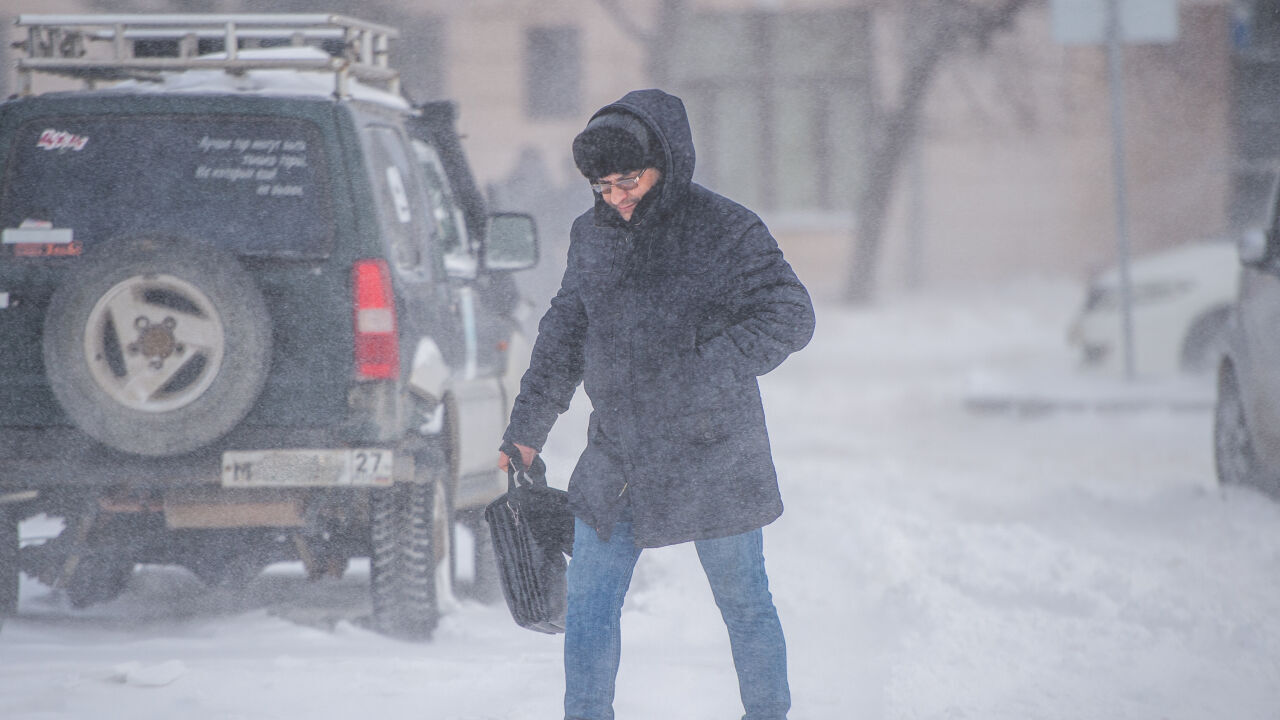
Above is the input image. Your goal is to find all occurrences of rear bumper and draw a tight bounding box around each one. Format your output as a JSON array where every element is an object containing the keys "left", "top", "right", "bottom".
[
  {"left": 0, "top": 426, "right": 403, "bottom": 530},
  {"left": 0, "top": 425, "right": 368, "bottom": 489}
]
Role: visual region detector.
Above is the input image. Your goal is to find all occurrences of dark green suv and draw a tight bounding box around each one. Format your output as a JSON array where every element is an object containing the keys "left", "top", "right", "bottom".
[{"left": 0, "top": 14, "right": 538, "bottom": 639}]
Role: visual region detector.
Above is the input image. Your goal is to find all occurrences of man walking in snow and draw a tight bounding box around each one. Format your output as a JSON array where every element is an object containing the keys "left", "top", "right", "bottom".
[{"left": 499, "top": 88, "right": 814, "bottom": 720}]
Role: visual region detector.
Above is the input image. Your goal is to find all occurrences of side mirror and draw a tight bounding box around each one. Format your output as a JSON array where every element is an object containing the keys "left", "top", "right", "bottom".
[
  {"left": 1239, "top": 227, "right": 1269, "bottom": 266},
  {"left": 482, "top": 213, "right": 538, "bottom": 272}
]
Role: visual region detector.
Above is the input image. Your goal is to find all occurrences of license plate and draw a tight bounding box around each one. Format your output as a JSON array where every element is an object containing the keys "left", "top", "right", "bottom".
[{"left": 221, "top": 449, "right": 394, "bottom": 487}]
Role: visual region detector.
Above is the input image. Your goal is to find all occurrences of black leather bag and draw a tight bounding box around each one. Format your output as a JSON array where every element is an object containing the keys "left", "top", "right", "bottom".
[{"left": 484, "top": 452, "right": 574, "bottom": 634}]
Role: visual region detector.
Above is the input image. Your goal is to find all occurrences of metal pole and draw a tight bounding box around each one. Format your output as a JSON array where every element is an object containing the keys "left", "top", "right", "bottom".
[{"left": 1105, "top": 0, "right": 1137, "bottom": 380}]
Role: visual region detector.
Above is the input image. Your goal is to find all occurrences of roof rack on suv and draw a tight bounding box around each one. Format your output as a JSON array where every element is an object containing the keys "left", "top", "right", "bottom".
[{"left": 13, "top": 13, "right": 401, "bottom": 98}]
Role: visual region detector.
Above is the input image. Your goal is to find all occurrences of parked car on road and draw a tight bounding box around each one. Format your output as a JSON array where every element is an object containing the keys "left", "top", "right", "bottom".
[
  {"left": 1216, "top": 187, "right": 1280, "bottom": 498},
  {"left": 0, "top": 14, "right": 538, "bottom": 639},
  {"left": 1069, "top": 241, "right": 1238, "bottom": 377}
]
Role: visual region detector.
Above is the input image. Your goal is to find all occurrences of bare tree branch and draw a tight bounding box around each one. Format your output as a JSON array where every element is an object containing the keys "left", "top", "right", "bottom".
[
  {"left": 594, "top": 0, "right": 657, "bottom": 45},
  {"left": 843, "top": 0, "right": 1033, "bottom": 304}
]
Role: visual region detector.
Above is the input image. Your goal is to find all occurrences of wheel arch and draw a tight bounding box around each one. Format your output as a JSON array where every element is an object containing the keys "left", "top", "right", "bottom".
[{"left": 1180, "top": 304, "right": 1232, "bottom": 373}]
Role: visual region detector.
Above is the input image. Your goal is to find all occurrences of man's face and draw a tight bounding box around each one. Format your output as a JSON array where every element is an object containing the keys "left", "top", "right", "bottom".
[{"left": 594, "top": 167, "right": 662, "bottom": 222}]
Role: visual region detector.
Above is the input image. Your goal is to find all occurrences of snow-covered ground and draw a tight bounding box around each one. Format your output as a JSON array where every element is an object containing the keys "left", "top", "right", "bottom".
[{"left": 2, "top": 279, "right": 1278, "bottom": 720}]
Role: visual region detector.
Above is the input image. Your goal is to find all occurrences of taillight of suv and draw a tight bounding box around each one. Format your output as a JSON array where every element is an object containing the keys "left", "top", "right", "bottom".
[{"left": 352, "top": 259, "right": 400, "bottom": 380}]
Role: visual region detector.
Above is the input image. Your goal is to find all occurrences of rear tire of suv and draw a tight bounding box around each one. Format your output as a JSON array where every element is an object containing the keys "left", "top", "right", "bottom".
[
  {"left": 1215, "top": 363, "right": 1264, "bottom": 490},
  {"left": 369, "top": 448, "right": 451, "bottom": 641},
  {"left": 42, "top": 237, "right": 272, "bottom": 457}
]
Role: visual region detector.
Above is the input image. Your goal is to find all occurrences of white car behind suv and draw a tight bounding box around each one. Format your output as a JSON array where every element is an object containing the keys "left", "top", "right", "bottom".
[{"left": 1069, "top": 241, "right": 1238, "bottom": 377}]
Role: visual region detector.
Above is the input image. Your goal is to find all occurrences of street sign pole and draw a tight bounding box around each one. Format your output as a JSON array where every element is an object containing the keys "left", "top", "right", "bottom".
[
  {"left": 1105, "top": 0, "right": 1137, "bottom": 381},
  {"left": 1052, "top": 0, "right": 1178, "bottom": 381}
]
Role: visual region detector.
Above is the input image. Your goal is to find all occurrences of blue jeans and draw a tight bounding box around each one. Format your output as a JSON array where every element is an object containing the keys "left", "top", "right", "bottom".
[{"left": 563, "top": 518, "right": 790, "bottom": 720}]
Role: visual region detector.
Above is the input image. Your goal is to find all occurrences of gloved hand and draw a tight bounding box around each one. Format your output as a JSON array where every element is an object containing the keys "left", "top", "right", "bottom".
[{"left": 498, "top": 441, "right": 538, "bottom": 472}]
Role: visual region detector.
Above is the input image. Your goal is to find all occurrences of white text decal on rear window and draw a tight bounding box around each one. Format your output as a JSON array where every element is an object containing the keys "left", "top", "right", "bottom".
[{"left": 36, "top": 129, "right": 89, "bottom": 152}]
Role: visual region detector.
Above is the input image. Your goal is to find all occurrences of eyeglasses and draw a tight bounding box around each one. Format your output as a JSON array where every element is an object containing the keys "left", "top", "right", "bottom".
[{"left": 590, "top": 169, "right": 646, "bottom": 195}]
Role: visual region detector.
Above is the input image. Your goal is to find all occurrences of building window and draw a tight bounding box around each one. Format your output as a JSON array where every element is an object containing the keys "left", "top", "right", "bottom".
[
  {"left": 669, "top": 9, "right": 872, "bottom": 214},
  {"left": 525, "top": 26, "right": 582, "bottom": 120}
]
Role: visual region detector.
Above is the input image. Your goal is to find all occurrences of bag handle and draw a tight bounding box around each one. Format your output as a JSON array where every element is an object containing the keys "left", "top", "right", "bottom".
[{"left": 500, "top": 441, "right": 547, "bottom": 490}]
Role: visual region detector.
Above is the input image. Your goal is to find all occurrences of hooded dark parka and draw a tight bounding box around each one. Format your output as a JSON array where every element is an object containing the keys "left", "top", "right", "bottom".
[{"left": 503, "top": 89, "right": 815, "bottom": 548}]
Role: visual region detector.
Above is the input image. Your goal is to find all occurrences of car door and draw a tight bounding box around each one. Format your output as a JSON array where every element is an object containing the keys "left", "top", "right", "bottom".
[
  {"left": 402, "top": 111, "right": 531, "bottom": 412},
  {"left": 407, "top": 138, "right": 515, "bottom": 505},
  {"left": 353, "top": 128, "right": 506, "bottom": 504},
  {"left": 1237, "top": 192, "right": 1280, "bottom": 468},
  {"left": 361, "top": 123, "right": 464, "bottom": 427}
]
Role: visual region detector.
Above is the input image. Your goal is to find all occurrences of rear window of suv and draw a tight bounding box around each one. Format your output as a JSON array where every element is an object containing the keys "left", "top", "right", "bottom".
[{"left": 1, "top": 115, "right": 333, "bottom": 258}]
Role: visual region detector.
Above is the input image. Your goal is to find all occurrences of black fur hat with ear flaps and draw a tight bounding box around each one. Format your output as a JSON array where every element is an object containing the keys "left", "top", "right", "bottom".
[{"left": 572, "top": 111, "right": 660, "bottom": 180}]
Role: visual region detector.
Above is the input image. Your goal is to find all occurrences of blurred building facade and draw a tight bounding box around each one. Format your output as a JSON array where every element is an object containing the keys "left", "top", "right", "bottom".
[{"left": 1, "top": 0, "right": 1244, "bottom": 300}]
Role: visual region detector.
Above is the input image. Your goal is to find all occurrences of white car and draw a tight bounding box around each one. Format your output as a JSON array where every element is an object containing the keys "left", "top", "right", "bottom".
[{"left": 1069, "top": 241, "right": 1239, "bottom": 377}]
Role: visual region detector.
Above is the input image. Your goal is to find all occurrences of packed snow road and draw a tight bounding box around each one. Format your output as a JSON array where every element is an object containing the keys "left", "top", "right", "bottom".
[{"left": 2, "top": 280, "right": 1277, "bottom": 720}]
